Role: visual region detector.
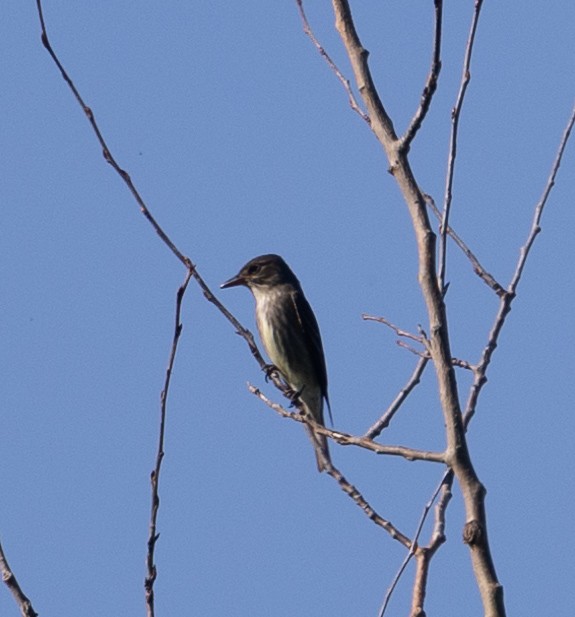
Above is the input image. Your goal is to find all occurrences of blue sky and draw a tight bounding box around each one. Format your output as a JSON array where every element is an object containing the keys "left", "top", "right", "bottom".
[{"left": 2, "top": 3, "right": 574, "bottom": 616}]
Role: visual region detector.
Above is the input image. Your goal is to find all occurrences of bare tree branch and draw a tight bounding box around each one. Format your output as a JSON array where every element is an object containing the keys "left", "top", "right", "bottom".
[
  {"left": 363, "top": 314, "right": 424, "bottom": 344},
  {"left": 365, "top": 357, "right": 429, "bottom": 439},
  {"left": 295, "top": 0, "right": 369, "bottom": 123},
  {"left": 463, "top": 102, "right": 575, "bottom": 428},
  {"left": 396, "top": 340, "right": 429, "bottom": 359},
  {"left": 0, "top": 541, "right": 38, "bottom": 617},
  {"left": 401, "top": 0, "right": 443, "bottom": 150},
  {"left": 325, "top": 465, "right": 413, "bottom": 547},
  {"left": 35, "top": 2, "right": 267, "bottom": 367},
  {"left": 379, "top": 469, "right": 451, "bottom": 617},
  {"left": 408, "top": 470, "right": 453, "bottom": 617},
  {"left": 331, "top": 0, "right": 400, "bottom": 151},
  {"left": 33, "top": 3, "right": 575, "bottom": 616},
  {"left": 438, "top": 0, "right": 484, "bottom": 291},
  {"left": 330, "top": 2, "right": 505, "bottom": 614},
  {"left": 507, "top": 104, "right": 575, "bottom": 294},
  {"left": 36, "top": 1, "right": 190, "bottom": 270},
  {"left": 33, "top": 3, "right": 287, "bottom": 611},
  {"left": 248, "top": 384, "right": 445, "bottom": 463},
  {"left": 425, "top": 193, "right": 506, "bottom": 296},
  {"left": 145, "top": 270, "right": 192, "bottom": 617},
  {"left": 250, "top": 382, "right": 418, "bottom": 547}
]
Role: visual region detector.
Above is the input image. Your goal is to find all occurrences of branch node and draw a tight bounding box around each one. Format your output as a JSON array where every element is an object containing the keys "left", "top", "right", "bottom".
[{"left": 462, "top": 520, "right": 483, "bottom": 546}]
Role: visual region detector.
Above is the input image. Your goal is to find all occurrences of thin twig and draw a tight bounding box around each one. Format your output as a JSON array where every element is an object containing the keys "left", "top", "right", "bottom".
[
  {"left": 438, "top": 0, "right": 484, "bottom": 292},
  {"left": 429, "top": 471, "right": 453, "bottom": 551},
  {"left": 248, "top": 384, "right": 445, "bottom": 463},
  {"left": 34, "top": 0, "right": 290, "bottom": 403},
  {"left": 401, "top": 0, "right": 443, "bottom": 150},
  {"left": 250, "top": 386, "right": 416, "bottom": 547},
  {"left": 365, "top": 357, "right": 429, "bottom": 439},
  {"left": 36, "top": 0, "right": 270, "bottom": 376},
  {"left": 36, "top": 0, "right": 190, "bottom": 270},
  {"left": 144, "top": 271, "right": 192, "bottom": 617},
  {"left": 408, "top": 471, "right": 453, "bottom": 617},
  {"left": 325, "top": 463, "right": 412, "bottom": 548},
  {"left": 34, "top": 4, "right": 196, "bottom": 612},
  {"left": 425, "top": 193, "right": 505, "bottom": 296},
  {"left": 379, "top": 470, "right": 451, "bottom": 617},
  {"left": 0, "top": 541, "right": 38, "bottom": 617},
  {"left": 396, "top": 340, "right": 429, "bottom": 358},
  {"left": 451, "top": 357, "right": 475, "bottom": 371},
  {"left": 463, "top": 102, "right": 575, "bottom": 428},
  {"left": 363, "top": 314, "right": 424, "bottom": 343},
  {"left": 506, "top": 104, "right": 575, "bottom": 295},
  {"left": 331, "top": 0, "right": 399, "bottom": 149},
  {"left": 395, "top": 343, "right": 474, "bottom": 371},
  {"left": 295, "top": 0, "right": 370, "bottom": 123}
]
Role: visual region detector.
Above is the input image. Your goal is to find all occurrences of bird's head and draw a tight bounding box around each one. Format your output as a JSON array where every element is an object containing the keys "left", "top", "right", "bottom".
[{"left": 221, "top": 254, "right": 298, "bottom": 290}]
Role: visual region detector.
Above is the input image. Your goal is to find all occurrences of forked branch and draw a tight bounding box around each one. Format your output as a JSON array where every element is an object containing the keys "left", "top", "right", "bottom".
[
  {"left": 247, "top": 384, "right": 445, "bottom": 464},
  {"left": 329, "top": 1, "right": 505, "bottom": 615},
  {"left": 247, "top": 387, "right": 416, "bottom": 548}
]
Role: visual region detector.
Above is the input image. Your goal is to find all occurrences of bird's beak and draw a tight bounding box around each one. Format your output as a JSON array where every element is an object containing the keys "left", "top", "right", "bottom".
[{"left": 220, "top": 273, "right": 245, "bottom": 289}]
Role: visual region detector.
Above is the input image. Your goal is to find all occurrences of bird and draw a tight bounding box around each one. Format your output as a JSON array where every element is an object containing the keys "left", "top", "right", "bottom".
[{"left": 221, "top": 254, "right": 332, "bottom": 472}]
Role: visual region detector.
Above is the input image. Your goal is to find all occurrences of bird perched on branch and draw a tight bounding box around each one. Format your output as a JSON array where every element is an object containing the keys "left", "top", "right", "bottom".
[{"left": 221, "top": 254, "right": 332, "bottom": 472}]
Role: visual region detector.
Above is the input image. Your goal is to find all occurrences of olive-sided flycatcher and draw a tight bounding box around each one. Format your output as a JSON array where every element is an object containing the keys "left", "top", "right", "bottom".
[{"left": 221, "top": 254, "right": 332, "bottom": 472}]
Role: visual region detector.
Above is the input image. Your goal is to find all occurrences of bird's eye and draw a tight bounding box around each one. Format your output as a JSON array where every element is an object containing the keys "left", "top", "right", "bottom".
[{"left": 247, "top": 264, "right": 260, "bottom": 275}]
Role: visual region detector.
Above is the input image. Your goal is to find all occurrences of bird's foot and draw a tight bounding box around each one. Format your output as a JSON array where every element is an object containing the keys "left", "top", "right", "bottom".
[
  {"left": 286, "top": 385, "right": 306, "bottom": 409},
  {"left": 262, "top": 364, "right": 279, "bottom": 382}
]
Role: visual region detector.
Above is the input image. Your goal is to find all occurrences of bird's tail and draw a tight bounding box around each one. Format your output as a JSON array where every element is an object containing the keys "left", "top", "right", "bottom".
[{"left": 304, "top": 424, "right": 332, "bottom": 473}]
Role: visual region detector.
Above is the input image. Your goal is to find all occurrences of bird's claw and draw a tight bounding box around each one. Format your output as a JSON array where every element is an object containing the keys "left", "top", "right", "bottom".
[
  {"left": 286, "top": 385, "right": 306, "bottom": 409},
  {"left": 262, "top": 364, "right": 279, "bottom": 382}
]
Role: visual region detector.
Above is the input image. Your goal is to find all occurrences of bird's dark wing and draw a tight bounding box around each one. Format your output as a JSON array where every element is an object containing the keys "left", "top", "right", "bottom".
[{"left": 290, "top": 289, "right": 332, "bottom": 424}]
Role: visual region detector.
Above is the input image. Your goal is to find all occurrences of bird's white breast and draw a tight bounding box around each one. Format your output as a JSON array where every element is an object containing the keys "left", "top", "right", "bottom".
[{"left": 251, "top": 285, "right": 285, "bottom": 368}]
